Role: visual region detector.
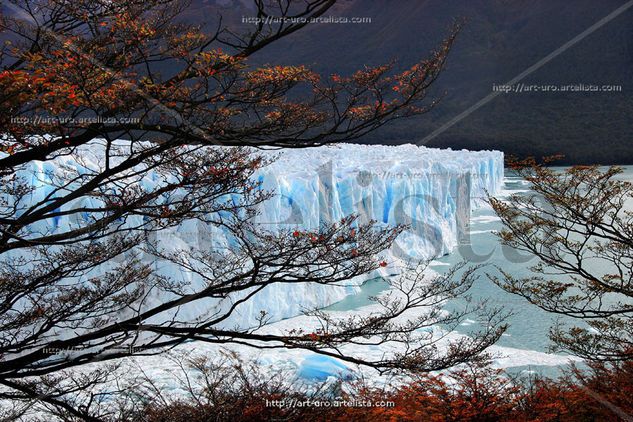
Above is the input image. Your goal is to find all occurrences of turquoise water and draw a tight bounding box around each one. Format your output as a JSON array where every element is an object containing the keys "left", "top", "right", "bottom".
[
  {"left": 324, "top": 277, "right": 390, "bottom": 312},
  {"left": 443, "top": 166, "right": 633, "bottom": 353},
  {"left": 326, "top": 166, "right": 633, "bottom": 376},
  {"left": 435, "top": 181, "right": 558, "bottom": 354},
  {"left": 326, "top": 172, "right": 557, "bottom": 351}
]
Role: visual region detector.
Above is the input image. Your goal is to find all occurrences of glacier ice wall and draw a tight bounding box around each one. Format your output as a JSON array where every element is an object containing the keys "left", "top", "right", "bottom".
[
  {"left": 1, "top": 143, "right": 503, "bottom": 328},
  {"left": 149, "top": 144, "right": 504, "bottom": 326},
  {"left": 254, "top": 144, "right": 503, "bottom": 260},
  {"left": 158, "top": 144, "right": 504, "bottom": 327}
]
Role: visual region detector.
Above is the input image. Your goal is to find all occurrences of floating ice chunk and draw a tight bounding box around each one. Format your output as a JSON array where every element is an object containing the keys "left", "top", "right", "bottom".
[{"left": 297, "top": 354, "right": 354, "bottom": 381}]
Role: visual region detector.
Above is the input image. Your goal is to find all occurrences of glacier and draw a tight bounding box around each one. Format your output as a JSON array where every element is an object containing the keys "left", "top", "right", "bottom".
[
  {"left": 1, "top": 142, "right": 503, "bottom": 328},
  {"left": 254, "top": 143, "right": 503, "bottom": 259},
  {"left": 223, "top": 144, "right": 504, "bottom": 326}
]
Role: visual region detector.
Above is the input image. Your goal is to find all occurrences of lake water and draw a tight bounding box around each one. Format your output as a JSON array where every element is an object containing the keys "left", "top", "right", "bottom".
[{"left": 327, "top": 166, "right": 633, "bottom": 377}]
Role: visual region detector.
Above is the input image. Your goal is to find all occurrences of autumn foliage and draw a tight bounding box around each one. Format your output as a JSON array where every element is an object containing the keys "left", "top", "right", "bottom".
[
  {"left": 136, "top": 359, "right": 633, "bottom": 422},
  {"left": 489, "top": 161, "right": 633, "bottom": 363}
]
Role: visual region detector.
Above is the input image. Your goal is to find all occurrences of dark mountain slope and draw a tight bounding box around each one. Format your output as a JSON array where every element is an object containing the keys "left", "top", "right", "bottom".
[
  {"left": 195, "top": 0, "right": 633, "bottom": 164},
  {"left": 4, "top": 0, "right": 632, "bottom": 163}
]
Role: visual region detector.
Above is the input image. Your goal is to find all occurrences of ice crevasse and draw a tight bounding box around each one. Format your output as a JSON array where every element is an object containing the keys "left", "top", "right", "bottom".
[{"left": 2, "top": 142, "right": 504, "bottom": 328}]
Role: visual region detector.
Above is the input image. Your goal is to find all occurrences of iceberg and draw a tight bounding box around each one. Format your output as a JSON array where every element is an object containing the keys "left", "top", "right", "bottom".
[{"left": 297, "top": 354, "right": 354, "bottom": 381}]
